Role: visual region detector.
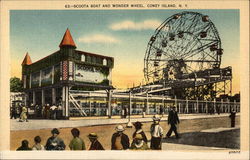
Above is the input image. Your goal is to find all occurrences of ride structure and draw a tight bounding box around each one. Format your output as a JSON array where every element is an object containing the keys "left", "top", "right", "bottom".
[{"left": 141, "top": 11, "right": 232, "bottom": 100}]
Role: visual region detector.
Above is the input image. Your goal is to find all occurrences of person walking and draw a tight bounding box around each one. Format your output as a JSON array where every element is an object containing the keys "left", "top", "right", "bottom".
[
  {"left": 150, "top": 114, "right": 163, "bottom": 150},
  {"left": 50, "top": 104, "right": 57, "bottom": 120},
  {"left": 229, "top": 110, "right": 236, "bottom": 127},
  {"left": 44, "top": 104, "right": 50, "bottom": 119},
  {"left": 216, "top": 105, "right": 221, "bottom": 115},
  {"left": 69, "top": 128, "right": 86, "bottom": 150},
  {"left": 142, "top": 105, "right": 147, "bottom": 118},
  {"left": 57, "top": 104, "right": 63, "bottom": 119},
  {"left": 132, "top": 121, "right": 147, "bottom": 143},
  {"left": 124, "top": 107, "right": 127, "bottom": 118},
  {"left": 166, "top": 106, "right": 180, "bottom": 139},
  {"left": 159, "top": 105, "right": 164, "bottom": 117},
  {"left": 111, "top": 125, "right": 130, "bottom": 150},
  {"left": 10, "top": 105, "right": 17, "bottom": 119},
  {"left": 19, "top": 105, "right": 28, "bottom": 122},
  {"left": 88, "top": 133, "right": 105, "bottom": 150},
  {"left": 16, "top": 140, "right": 32, "bottom": 151},
  {"left": 130, "top": 134, "right": 149, "bottom": 150},
  {"left": 45, "top": 128, "right": 65, "bottom": 150},
  {"left": 32, "top": 136, "right": 45, "bottom": 150}
]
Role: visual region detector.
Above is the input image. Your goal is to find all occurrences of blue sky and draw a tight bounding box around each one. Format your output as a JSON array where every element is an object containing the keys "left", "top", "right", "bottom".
[{"left": 10, "top": 9, "right": 240, "bottom": 92}]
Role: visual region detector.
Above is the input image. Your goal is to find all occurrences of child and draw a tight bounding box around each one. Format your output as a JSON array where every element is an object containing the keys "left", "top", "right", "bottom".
[
  {"left": 32, "top": 136, "right": 45, "bottom": 150},
  {"left": 130, "top": 134, "right": 149, "bottom": 150},
  {"left": 132, "top": 121, "right": 147, "bottom": 143},
  {"left": 150, "top": 114, "right": 163, "bottom": 150}
]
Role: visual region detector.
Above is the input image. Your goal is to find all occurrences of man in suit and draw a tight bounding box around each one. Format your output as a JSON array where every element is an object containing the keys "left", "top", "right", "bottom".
[
  {"left": 229, "top": 110, "right": 236, "bottom": 127},
  {"left": 166, "top": 106, "right": 180, "bottom": 139}
]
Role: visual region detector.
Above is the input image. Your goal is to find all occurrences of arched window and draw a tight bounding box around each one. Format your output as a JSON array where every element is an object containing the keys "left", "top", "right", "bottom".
[
  {"left": 103, "top": 58, "right": 107, "bottom": 65},
  {"left": 81, "top": 54, "right": 85, "bottom": 62}
]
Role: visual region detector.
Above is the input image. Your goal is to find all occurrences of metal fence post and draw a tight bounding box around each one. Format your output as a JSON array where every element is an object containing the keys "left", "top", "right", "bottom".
[
  {"left": 89, "top": 100, "right": 92, "bottom": 116},
  {"left": 196, "top": 98, "right": 199, "bottom": 113},
  {"left": 220, "top": 99, "right": 223, "bottom": 113},
  {"left": 178, "top": 102, "right": 181, "bottom": 114},
  {"left": 213, "top": 99, "right": 216, "bottom": 114},
  {"left": 201, "top": 101, "right": 204, "bottom": 113},
  {"left": 129, "top": 91, "right": 132, "bottom": 116},
  {"left": 205, "top": 100, "right": 208, "bottom": 113},
  {"left": 186, "top": 97, "right": 189, "bottom": 114},
  {"left": 146, "top": 92, "right": 149, "bottom": 114},
  {"left": 107, "top": 90, "right": 112, "bottom": 118},
  {"left": 126, "top": 91, "right": 132, "bottom": 128},
  {"left": 175, "top": 95, "right": 177, "bottom": 109},
  {"left": 234, "top": 100, "right": 236, "bottom": 112}
]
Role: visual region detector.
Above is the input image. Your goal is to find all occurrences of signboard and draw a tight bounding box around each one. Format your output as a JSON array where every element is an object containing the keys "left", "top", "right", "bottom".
[{"left": 75, "top": 64, "right": 108, "bottom": 84}]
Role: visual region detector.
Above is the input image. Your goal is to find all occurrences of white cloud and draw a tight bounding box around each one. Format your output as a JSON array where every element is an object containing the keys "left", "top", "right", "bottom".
[
  {"left": 78, "top": 34, "right": 120, "bottom": 44},
  {"left": 110, "top": 19, "right": 161, "bottom": 31}
]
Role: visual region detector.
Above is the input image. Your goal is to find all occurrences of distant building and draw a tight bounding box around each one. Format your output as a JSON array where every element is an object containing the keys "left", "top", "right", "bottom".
[
  {"left": 10, "top": 92, "right": 25, "bottom": 102},
  {"left": 21, "top": 29, "right": 114, "bottom": 118},
  {"left": 10, "top": 92, "right": 25, "bottom": 115}
]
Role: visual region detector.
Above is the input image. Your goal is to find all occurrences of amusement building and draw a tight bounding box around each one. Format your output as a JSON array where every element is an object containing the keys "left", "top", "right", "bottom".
[
  {"left": 21, "top": 12, "right": 240, "bottom": 119},
  {"left": 21, "top": 29, "right": 114, "bottom": 118}
]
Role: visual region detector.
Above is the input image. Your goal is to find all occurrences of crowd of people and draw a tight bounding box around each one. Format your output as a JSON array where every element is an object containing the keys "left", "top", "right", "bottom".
[
  {"left": 11, "top": 103, "right": 64, "bottom": 122},
  {"left": 16, "top": 106, "right": 180, "bottom": 151}
]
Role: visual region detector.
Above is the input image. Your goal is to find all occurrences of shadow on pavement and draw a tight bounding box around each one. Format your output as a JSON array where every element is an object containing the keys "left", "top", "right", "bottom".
[{"left": 162, "top": 129, "right": 240, "bottom": 149}]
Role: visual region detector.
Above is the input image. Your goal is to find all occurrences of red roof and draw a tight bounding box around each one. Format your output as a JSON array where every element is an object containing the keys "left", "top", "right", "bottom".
[
  {"left": 21, "top": 52, "right": 32, "bottom": 65},
  {"left": 59, "top": 28, "right": 76, "bottom": 48}
]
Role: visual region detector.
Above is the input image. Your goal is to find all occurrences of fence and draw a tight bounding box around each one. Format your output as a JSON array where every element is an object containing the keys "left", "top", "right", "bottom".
[{"left": 69, "top": 91, "right": 240, "bottom": 117}]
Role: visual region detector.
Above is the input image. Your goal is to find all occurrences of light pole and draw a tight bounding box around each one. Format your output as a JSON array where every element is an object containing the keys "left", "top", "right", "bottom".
[{"left": 126, "top": 90, "right": 133, "bottom": 128}]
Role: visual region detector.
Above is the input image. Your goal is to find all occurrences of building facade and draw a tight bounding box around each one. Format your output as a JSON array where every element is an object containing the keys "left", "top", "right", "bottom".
[{"left": 21, "top": 29, "right": 114, "bottom": 118}]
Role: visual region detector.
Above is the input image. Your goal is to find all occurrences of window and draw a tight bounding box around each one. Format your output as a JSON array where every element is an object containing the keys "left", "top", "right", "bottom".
[
  {"left": 81, "top": 54, "right": 85, "bottom": 62},
  {"left": 103, "top": 58, "right": 107, "bottom": 65}
]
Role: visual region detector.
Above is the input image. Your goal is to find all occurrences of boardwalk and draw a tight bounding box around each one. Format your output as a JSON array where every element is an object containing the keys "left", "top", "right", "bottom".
[{"left": 10, "top": 113, "right": 240, "bottom": 151}]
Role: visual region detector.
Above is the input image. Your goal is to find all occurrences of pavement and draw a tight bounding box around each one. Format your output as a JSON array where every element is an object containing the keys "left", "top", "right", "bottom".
[
  {"left": 10, "top": 113, "right": 232, "bottom": 131},
  {"left": 161, "top": 127, "right": 240, "bottom": 150},
  {"left": 161, "top": 142, "right": 230, "bottom": 150},
  {"left": 10, "top": 113, "right": 240, "bottom": 150}
]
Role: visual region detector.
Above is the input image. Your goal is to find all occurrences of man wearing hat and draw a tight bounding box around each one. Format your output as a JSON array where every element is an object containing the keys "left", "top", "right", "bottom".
[
  {"left": 150, "top": 114, "right": 163, "bottom": 150},
  {"left": 69, "top": 128, "right": 86, "bottom": 150},
  {"left": 130, "top": 134, "right": 149, "bottom": 150},
  {"left": 132, "top": 121, "right": 147, "bottom": 143},
  {"left": 45, "top": 128, "right": 65, "bottom": 150},
  {"left": 88, "top": 133, "right": 104, "bottom": 150},
  {"left": 111, "top": 125, "right": 130, "bottom": 150},
  {"left": 166, "top": 106, "right": 180, "bottom": 139}
]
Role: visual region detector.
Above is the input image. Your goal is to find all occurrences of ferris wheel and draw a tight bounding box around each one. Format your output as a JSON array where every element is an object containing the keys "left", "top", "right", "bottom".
[{"left": 144, "top": 11, "right": 223, "bottom": 83}]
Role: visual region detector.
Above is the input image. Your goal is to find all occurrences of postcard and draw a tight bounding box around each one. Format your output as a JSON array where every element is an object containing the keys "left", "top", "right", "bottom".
[{"left": 0, "top": 0, "right": 249, "bottom": 159}]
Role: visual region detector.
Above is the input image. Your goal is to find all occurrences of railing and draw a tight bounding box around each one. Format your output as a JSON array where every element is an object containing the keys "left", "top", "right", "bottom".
[{"left": 68, "top": 90, "right": 240, "bottom": 117}]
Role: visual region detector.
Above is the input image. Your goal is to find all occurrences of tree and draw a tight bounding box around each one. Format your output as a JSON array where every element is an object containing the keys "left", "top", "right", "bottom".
[{"left": 10, "top": 77, "right": 23, "bottom": 92}]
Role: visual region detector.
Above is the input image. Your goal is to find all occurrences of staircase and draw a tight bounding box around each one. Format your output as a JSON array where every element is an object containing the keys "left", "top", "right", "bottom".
[{"left": 69, "top": 93, "right": 87, "bottom": 116}]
